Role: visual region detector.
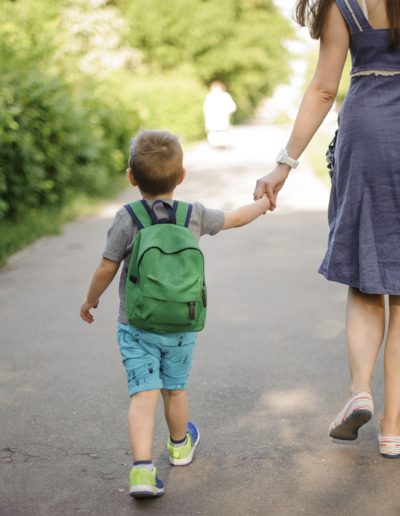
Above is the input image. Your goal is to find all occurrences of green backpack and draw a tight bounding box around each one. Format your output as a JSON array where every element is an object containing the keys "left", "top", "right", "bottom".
[{"left": 124, "top": 200, "right": 207, "bottom": 333}]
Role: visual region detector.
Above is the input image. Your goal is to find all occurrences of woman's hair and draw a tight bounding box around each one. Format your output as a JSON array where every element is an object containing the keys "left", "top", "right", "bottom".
[{"left": 295, "top": 0, "right": 400, "bottom": 48}]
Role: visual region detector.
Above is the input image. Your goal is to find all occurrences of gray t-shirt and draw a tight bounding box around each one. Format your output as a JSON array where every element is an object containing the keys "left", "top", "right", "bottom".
[{"left": 102, "top": 199, "right": 225, "bottom": 323}]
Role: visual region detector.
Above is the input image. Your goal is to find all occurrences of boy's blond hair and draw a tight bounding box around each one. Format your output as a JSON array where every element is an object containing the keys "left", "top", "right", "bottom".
[{"left": 129, "top": 129, "right": 183, "bottom": 196}]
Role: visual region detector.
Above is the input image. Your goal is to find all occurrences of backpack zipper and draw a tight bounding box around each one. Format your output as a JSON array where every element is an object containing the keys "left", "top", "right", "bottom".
[{"left": 188, "top": 302, "right": 196, "bottom": 320}]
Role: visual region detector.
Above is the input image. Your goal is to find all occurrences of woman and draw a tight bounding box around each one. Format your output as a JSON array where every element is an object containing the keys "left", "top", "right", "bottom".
[{"left": 254, "top": 0, "right": 400, "bottom": 458}]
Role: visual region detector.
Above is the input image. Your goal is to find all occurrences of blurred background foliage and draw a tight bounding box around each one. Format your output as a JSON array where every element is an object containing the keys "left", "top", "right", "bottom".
[{"left": 0, "top": 0, "right": 291, "bottom": 261}]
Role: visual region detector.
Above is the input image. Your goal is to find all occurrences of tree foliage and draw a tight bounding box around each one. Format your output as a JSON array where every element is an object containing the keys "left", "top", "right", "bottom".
[
  {"left": 0, "top": 0, "right": 292, "bottom": 222},
  {"left": 0, "top": 0, "right": 136, "bottom": 219},
  {"left": 122, "top": 0, "right": 291, "bottom": 119}
]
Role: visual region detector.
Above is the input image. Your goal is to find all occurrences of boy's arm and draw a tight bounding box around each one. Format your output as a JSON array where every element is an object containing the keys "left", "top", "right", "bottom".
[
  {"left": 80, "top": 258, "right": 120, "bottom": 323},
  {"left": 222, "top": 195, "right": 270, "bottom": 230}
]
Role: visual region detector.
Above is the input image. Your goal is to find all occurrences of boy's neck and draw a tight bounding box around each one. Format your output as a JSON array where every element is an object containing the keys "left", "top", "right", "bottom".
[{"left": 142, "top": 191, "right": 174, "bottom": 201}]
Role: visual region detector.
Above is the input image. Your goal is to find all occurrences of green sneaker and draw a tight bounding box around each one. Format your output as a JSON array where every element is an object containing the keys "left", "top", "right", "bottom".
[
  {"left": 129, "top": 466, "right": 164, "bottom": 498},
  {"left": 167, "top": 422, "right": 200, "bottom": 466}
]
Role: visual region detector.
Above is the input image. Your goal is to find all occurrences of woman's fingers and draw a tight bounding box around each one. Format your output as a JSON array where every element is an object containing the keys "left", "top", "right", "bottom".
[
  {"left": 254, "top": 167, "right": 289, "bottom": 208},
  {"left": 253, "top": 179, "right": 277, "bottom": 209},
  {"left": 253, "top": 178, "right": 267, "bottom": 200},
  {"left": 266, "top": 184, "right": 277, "bottom": 210}
]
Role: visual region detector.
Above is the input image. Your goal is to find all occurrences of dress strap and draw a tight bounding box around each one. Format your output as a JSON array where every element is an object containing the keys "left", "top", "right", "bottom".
[
  {"left": 361, "top": 0, "right": 369, "bottom": 19},
  {"left": 335, "top": 0, "right": 372, "bottom": 32}
]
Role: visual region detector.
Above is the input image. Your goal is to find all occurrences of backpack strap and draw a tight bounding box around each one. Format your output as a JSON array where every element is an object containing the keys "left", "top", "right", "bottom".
[
  {"left": 124, "top": 200, "right": 154, "bottom": 229},
  {"left": 124, "top": 200, "right": 192, "bottom": 229},
  {"left": 336, "top": 0, "right": 372, "bottom": 33},
  {"left": 174, "top": 201, "right": 192, "bottom": 228}
]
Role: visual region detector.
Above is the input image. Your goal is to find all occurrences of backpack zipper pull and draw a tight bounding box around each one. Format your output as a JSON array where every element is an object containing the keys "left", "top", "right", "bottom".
[
  {"left": 202, "top": 287, "right": 207, "bottom": 307},
  {"left": 188, "top": 302, "right": 196, "bottom": 320}
]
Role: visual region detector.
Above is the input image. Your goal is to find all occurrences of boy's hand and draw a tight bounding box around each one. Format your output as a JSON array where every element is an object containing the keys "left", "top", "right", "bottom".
[
  {"left": 260, "top": 194, "right": 270, "bottom": 214},
  {"left": 223, "top": 193, "right": 271, "bottom": 229},
  {"left": 80, "top": 258, "right": 120, "bottom": 324},
  {"left": 80, "top": 300, "right": 99, "bottom": 324}
]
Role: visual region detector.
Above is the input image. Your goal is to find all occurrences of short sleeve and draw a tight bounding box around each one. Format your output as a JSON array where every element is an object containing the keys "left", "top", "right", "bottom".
[
  {"left": 192, "top": 202, "right": 225, "bottom": 236},
  {"left": 102, "top": 210, "right": 133, "bottom": 263}
]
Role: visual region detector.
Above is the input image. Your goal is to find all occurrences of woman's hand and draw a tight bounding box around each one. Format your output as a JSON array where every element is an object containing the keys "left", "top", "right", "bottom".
[{"left": 253, "top": 164, "right": 290, "bottom": 210}]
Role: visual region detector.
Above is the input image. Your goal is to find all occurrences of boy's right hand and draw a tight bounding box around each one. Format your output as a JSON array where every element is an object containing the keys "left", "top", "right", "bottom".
[{"left": 80, "top": 300, "right": 99, "bottom": 324}]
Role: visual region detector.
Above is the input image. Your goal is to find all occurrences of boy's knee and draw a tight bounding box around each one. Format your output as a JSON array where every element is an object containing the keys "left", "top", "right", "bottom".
[
  {"left": 131, "top": 389, "right": 160, "bottom": 400},
  {"left": 161, "top": 389, "right": 186, "bottom": 397}
]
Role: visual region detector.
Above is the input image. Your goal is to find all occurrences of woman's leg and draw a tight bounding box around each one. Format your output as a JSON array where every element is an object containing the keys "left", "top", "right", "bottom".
[
  {"left": 128, "top": 389, "right": 160, "bottom": 461},
  {"left": 346, "top": 287, "right": 386, "bottom": 394},
  {"left": 381, "top": 295, "right": 400, "bottom": 435}
]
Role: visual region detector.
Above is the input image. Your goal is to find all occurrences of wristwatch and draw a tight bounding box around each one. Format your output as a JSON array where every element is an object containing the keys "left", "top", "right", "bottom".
[{"left": 276, "top": 149, "right": 299, "bottom": 169}]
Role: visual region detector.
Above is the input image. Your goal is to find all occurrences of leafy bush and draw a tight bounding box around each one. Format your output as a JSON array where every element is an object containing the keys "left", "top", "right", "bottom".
[
  {"left": 121, "top": 0, "right": 292, "bottom": 120},
  {"left": 0, "top": 0, "right": 137, "bottom": 220},
  {"left": 102, "top": 70, "right": 207, "bottom": 142},
  {"left": 0, "top": 69, "right": 137, "bottom": 220},
  {"left": 0, "top": 0, "right": 292, "bottom": 235}
]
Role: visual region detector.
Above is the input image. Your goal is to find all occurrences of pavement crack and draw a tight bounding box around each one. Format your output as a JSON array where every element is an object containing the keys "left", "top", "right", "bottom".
[
  {"left": 1, "top": 446, "right": 46, "bottom": 464},
  {"left": 71, "top": 452, "right": 100, "bottom": 459}
]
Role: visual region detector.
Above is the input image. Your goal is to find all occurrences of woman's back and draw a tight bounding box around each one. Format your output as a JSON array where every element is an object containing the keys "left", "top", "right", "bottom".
[
  {"left": 337, "top": 0, "right": 400, "bottom": 76},
  {"left": 361, "top": 0, "right": 389, "bottom": 29}
]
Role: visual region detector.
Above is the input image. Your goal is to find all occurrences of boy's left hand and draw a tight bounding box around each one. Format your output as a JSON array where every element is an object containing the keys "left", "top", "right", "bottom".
[{"left": 80, "top": 300, "right": 99, "bottom": 324}]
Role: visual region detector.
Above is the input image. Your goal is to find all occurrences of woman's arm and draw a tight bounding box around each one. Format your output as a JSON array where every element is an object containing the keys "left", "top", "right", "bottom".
[{"left": 254, "top": 2, "right": 350, "bottom": 207}]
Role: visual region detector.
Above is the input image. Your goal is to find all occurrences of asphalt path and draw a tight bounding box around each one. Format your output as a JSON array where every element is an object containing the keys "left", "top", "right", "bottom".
[{"left": 1, "top": 124, "right": 399, "bottom": 515}]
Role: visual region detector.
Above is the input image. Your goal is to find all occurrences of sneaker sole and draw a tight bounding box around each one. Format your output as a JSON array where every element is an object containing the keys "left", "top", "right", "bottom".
[
  {"left": 169, "top": 428, "right": 200, "bottom": 466},
  {"left": 329, "top": 410, "right": 372, "bottom": 440},
  {"left": 380, "top": 453, "right": 400, "bottom": 459},
  {"left": 130, "top": 485, "right": 164, "bottom": 498}
]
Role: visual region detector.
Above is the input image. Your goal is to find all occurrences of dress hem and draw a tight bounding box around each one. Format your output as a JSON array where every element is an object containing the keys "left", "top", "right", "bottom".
[{"left": 318, "top": 269, "right": 400, "bottom": 295}]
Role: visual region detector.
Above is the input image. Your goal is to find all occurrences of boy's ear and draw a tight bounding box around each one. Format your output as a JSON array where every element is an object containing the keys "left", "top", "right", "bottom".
[
  {"left": 177, "top": 167, "right": 186, "bottom": 186},
  {"left": 127, "top": 168, "right": 138, "bottom": 186}
]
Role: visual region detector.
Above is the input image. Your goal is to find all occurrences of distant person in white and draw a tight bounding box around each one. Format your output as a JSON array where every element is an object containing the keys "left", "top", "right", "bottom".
[{"left": 203, "top": 81, "right": 237, "bottom": 148}]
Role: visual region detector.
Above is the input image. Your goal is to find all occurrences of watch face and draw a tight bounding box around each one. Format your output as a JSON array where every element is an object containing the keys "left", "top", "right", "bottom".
[
  {"left": 276, "top": 149, "right": 287, "bottom": 163},
  {"left": 276, "top": 149, "right": 286, "bottom": 162}
]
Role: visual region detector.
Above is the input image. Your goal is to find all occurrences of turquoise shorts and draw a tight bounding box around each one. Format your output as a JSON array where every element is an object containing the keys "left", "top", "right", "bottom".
[{"left": 117, "top": 323, "right": 197, "bottom": 396}]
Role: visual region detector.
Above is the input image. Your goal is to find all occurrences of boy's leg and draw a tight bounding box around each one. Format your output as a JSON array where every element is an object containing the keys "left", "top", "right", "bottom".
[
  {"left": 117, "top": 324, "right": 165, "bottom": 497},
  {"left": 159, "top": 332, "right": 199, "bottom": 465},
  {"left": 128, "top": 389, "right": 165, "bottom": 498},
  {"left": 163, "top": 390, "right": 200, "bottom": 466},
  {"left": 129, "top": 389, "right": 160, "bottom": 461},
  {"left": 161, "top": 389, "right": 188, "bottom": 441}
]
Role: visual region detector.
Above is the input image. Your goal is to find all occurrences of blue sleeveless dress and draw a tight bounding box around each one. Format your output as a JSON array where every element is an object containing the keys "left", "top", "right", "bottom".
[{"left": 319, "top": 0, "right": 400, "bottom": 294}]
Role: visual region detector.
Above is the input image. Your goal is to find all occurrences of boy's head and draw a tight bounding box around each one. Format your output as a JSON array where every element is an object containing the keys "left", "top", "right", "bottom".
[{"left": 128, "top": 129, "right": 184, "bottom": 196}]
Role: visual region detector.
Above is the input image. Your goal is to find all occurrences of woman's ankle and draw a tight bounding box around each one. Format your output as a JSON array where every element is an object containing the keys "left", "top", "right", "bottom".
[
  {"left": 380, "top": 415, "right": 400, "bottom": 436},
  {"left": 350, "top": 384, "right": 371, "bottom": 396}
]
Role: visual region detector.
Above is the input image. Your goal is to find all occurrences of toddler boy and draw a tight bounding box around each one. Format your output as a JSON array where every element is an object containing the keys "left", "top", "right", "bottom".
[{"left": 80, "top": 129, "right": 269, "bottom": 498}]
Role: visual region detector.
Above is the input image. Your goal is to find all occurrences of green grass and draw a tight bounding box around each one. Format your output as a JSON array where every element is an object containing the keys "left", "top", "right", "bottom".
[{"left": 0, "top": 177, "right": 126, "bottom": 268}]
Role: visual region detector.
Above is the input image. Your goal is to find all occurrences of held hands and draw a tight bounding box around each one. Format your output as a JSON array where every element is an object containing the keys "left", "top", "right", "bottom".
[
  {"left": 260, "top": 193, "right": 270, "bottom": 214},
  {"left": 80, "top": 300, "right": 99, "bottom": 324},
  {"left": 253, "top": 164, "right": 290, "bottom": 211}
]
